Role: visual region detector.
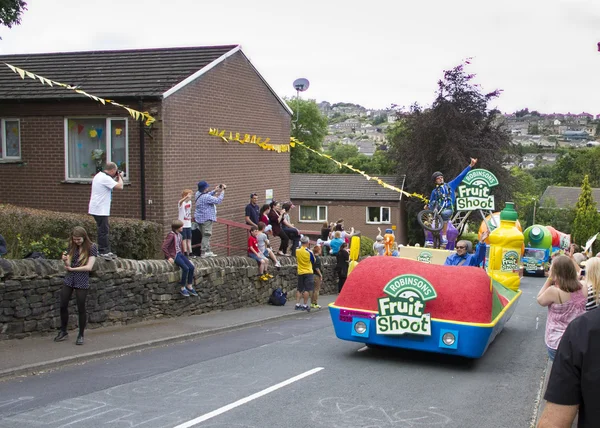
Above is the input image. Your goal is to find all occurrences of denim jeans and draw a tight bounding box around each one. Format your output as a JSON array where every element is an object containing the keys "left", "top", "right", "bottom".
[{"left": 175, "top": 253, "right": 194, "bottom": 286}]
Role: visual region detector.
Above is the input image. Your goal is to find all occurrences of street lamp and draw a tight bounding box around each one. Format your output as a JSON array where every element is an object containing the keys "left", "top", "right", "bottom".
[{"left": 532, "top": 197, "right": 538, "bottom": 225}]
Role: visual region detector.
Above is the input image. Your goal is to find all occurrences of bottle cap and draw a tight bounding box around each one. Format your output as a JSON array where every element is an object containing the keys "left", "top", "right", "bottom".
[{"left": 500, "top": 202, "right": 518, "bottom": 222}]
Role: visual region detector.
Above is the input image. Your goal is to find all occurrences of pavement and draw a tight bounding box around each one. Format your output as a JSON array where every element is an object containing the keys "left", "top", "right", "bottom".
[{"left": 0, "top": 294, "right": 338, "bottom": 381}]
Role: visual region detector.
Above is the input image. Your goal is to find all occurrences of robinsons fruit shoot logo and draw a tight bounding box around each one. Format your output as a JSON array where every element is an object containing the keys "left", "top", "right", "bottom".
[
  {"left": 376, "top": 274, "right": 437, "bottom": 336},
  {"left": 456, "top": 169, "right": 499, "bottom": 211}
]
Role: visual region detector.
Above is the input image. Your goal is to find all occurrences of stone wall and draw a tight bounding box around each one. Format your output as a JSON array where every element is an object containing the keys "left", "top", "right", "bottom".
[{"left": 0, "top": 256, "right": 339, "bottom": 340}]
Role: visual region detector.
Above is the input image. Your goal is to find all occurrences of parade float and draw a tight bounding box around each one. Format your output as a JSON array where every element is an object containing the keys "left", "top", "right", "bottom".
[{"left": 329, "top": 171, "right": 524, "bottom": 358}]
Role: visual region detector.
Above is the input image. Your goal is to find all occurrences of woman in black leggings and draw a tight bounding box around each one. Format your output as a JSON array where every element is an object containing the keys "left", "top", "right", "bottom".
[{"left": 55, "top": 226, "right": 98, "bottom": 345}]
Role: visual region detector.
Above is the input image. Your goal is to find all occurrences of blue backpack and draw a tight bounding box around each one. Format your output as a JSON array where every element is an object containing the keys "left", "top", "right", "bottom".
[{"left": 268, "top": 288, "right": 287, "bottom": 306}]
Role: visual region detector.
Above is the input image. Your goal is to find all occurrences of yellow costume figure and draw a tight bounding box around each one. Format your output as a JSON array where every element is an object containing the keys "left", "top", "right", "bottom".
[{"left": 384, "top": 229, "right": 395, "bottom": 256}]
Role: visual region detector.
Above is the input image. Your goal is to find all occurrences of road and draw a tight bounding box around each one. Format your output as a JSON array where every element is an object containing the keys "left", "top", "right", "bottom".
[{"left": 0, "top": 276, "right": 548, "bottom": 428}]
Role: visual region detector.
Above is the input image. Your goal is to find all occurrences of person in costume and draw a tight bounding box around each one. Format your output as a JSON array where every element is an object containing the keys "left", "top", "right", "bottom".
[{"left": 427, "top": 157, "right": 477, "bottom": 245}]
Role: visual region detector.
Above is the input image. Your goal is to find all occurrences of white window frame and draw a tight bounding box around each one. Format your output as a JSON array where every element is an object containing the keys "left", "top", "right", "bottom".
[
  {"left": 299, "top": 205, "right": 328, "bottom": 223},
  {"left": 63, "top": 117, "right": 129, "bottom": 182},
  {"left": 1, "top": 118, "right": 21, "bottom": 160},
  {"left": 366, "top": 206, "right": 391, "bottom": 224}
]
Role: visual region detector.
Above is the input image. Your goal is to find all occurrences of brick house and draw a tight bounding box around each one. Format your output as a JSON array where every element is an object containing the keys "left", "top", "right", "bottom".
[
  {"left": 0, "top": 45, "right": 292, "bottom": 254},
  {"left": 290, "top": 173, "right": 407, "bottom": 244}
]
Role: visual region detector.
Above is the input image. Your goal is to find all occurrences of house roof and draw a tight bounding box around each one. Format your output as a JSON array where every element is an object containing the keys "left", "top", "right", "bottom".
[
  {"left": 0, "top": 46, "right": 292, "bottom": 114},
  {"left": 291, "top": 174, "right": 405, "bottom": 201},
  {"left": 540, "top": 186, "right": 600, "bottom": 211}
]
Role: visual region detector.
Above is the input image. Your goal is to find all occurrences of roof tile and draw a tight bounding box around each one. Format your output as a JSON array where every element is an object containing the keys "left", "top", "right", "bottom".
[{"left": 291, "top": 173, "right": 405, "bottom": 201}]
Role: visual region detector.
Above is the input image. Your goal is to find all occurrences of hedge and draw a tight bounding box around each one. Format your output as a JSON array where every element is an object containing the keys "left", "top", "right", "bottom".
[{"left": 0, "top": 204, "right": 163, "bottom": 260}]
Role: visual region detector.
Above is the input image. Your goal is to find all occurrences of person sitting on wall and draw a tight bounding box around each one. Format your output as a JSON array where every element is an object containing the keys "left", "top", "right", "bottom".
[
  {"left": 0, "top": 234, "right": 7, "bottom": 257},
  {"left": 444, "top": 231, "right": 489, "bottom": 267}
]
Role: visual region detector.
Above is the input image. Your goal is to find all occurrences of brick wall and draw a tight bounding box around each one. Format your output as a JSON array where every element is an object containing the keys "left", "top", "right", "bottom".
[
  {"left": 0, "top": 99, "right": 155, "bottom": 220},
  {"left": 290, "top": 199, "right": 408, "bottom": 244},
  {"left": 160, "top": 51, "right": 291, "bottom": 253}
]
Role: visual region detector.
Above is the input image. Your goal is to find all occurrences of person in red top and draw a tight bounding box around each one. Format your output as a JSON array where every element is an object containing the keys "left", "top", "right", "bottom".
[
  {"left": 248, "top": 225, "right": 270, "bottom": 281},
  {"left": 162, "top": 220, "right": 198, "bottom": 297}
]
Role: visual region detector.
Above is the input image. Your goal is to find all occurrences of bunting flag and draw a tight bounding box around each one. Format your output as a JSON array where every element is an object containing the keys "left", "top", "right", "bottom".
[
  {"left": 4, "top": 63, "right": 156, "bottom": 126},
  {"left": 208, "top": 127, "right": 428, "bottom": 203},
  {"left": 208, "top": 128, "right": 291, "bottom": 153},
  {"left": 290, "top": 138, "right": 429, "bottom": 203}
]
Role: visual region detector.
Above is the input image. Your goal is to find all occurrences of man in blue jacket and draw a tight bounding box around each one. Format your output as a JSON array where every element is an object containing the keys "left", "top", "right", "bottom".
[
  {"left": 428, "top": 157, "right": 477, "bottom": 244},
  {"left": 444, "top": 231, "right": 489, "bottom": 267}
]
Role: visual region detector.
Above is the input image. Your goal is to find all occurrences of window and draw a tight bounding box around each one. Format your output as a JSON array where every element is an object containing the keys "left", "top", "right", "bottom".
[
  {"left": 64, "top": 118, "right": 128, "bottom": 180},
  {"left": 1, "top": 119, "right": 21, "bottom": 160},
  {"left": 299, "top": 205, "right": 327, "bottom": 222},
  {"left": 366, "top": 206, "right": 391, "bottom": 224}
]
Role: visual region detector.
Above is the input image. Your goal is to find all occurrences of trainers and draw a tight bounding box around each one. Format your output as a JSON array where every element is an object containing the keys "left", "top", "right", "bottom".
[
  {"left": 266, "top": 273, "right": 274, "bottom": 279},
  {"left": 100, "top": 252, "right": 113, "bottom": 260},
  {"left": 207, "top": 252, "right": 218, "bottom": 257},
  {"left": 303, "top": 305, "right": 311, "bottom": 312},
  {"left": 441, "top": 237, "right": 448, "bottom": 245},
  {"left": 259, "top": 274, "right": 269, "bottom": 281},
  {"left": 180, "top": 288, "right": 190, "bottom": 297},
  {"left": 75, "top": 335, "right": 84, "bottom": 345},
  {"left": 295, "top": 304, "right": 302, "bottom": 310},
  {"left": 275, "top": 261, "right": 281, "bottom": 268},
  {"left": 277, "top": 251, "right": 285, "bottom": 256},
  {"left": 54, "top": 330, "right": 68, "bottom": 342},
  {"left": 311, "top": 303, "right": 321, "bottom": 309},
  {"left": 187, "top": 288, "right": 198, "bottom": 296}
]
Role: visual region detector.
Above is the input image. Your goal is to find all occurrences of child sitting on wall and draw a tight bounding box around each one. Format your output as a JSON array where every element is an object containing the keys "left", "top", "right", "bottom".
[{"left": 162, "top": 220, "right": 198, "bottom": 297}]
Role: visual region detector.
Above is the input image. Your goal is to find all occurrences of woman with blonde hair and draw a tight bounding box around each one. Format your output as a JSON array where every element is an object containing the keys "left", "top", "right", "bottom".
[
  {"left": 583, "top": 257, "right": 600, "bottom": 311},
  {"left": 537, "top": 255, "right": 586, "bottom": 360},
  {"left": 55, "top": 226, "right": 98, "bottom": 345}
]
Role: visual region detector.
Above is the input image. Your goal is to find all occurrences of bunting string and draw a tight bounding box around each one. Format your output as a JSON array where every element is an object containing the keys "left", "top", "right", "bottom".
[
  {"left": 4, "top": 63, "right": 156, "bottom": 126},
  {"left": 208, "top": 128, "right": 291, "bottom": 152},
  {"left": 208, "top": 127, "right": 428, "bottom": 203}
]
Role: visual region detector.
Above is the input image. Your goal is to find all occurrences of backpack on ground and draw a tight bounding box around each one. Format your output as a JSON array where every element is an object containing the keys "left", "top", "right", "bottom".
[{"left": 268, "top": 288, "right": 287, "bottom": 306}]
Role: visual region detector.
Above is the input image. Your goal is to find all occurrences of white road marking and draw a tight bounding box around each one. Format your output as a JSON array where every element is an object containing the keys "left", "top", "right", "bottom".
[
  {"left": 172, "top": 367, "right": 324, "bottom": 428},
  {"left": 357, "top": 346, "right": 369, "bottom": 352}
]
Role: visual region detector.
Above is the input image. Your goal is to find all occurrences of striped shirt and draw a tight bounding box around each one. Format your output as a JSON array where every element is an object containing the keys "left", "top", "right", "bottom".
[{"left": 586, "top": 283, "right": 599, "bottom": 311}]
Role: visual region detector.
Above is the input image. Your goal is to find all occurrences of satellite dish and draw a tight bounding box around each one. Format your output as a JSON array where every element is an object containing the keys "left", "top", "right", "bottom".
[{"left": 293, "top": 78, "right": 310, "bottom": 92}]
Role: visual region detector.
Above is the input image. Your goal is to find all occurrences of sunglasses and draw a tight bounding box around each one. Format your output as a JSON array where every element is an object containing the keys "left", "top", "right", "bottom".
[{"left": 456, "top": 246, "right": 467, "bottom": 249}]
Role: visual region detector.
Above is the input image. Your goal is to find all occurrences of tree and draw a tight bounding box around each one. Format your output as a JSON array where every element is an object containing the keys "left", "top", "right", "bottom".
[
  {"left": 387, "top": 61, "right": 513, "bottom": 242},
  {"left": 572, "top": 175, "right": 600, "bottom": 253},
  {"left": 0, "top": 0, "right": 27, "bottom": 30},
  {"left": 286, "top": 98, "right": 330, "bottom": 173},
  {"left": 515, "top": 108, "right": 530, "bottom": 118}
]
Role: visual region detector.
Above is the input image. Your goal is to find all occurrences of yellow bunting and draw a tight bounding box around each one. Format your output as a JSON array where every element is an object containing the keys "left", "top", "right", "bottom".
[
  {"left": 89, "top": 129, "right": 98, "bottom": 138},
  {"left": 208, "top": 128, "right": 291, "bottom": 153},
  {"left": 289, "top": 137, "right": 429, "bottom": 203},
  {"left": 4, "top": 63, "right": 156, "bottom": 126}
]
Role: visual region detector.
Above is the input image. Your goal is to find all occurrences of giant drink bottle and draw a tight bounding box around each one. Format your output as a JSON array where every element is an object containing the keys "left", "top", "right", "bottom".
[{"left": 488, "top": 202, "right": 524, "bottom": 291}]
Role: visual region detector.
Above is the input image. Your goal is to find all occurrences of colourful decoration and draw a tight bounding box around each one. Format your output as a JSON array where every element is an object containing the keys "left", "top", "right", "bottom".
[
  {"left": 207, "top": 127, "right": 429, "bottom": 203},
  {"left": 96, "top": 128, "right": 103, "bottom": 139},
  {"left": 290, "top": 138, "right": 429, "bottom": 203},
  {"left": 77, "top": 143, "right": 83, "bottom": 148},
  {"left": 115, "top": 128, "right": 123, "bottom": 136},
  {"left": 82, "top": 163, "right": 88, "bottom": 168},
  {"left": 11, "top": 127, "right": 17, "bottom": 135},
  {"left": 3, "top": 63, "right": 156, "bottom": 126},
  {"left": 89, "top": 129, "right": 98, "bottom": 138},
  {"left": 208, "top": 128, "right": 290, "bottom": 153},
  {"left": 78, "top": 124, "right": 84, "bottom": 134}
]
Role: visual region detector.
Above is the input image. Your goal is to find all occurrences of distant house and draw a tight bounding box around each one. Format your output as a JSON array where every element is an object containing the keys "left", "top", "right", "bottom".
[
  {"left": 540, "top": 186, "right": 600, "bottom": 212},
  {"left": 0, "top": 46, "right": 292, "bottom": 250},
  {"left": 563, "top": 130, "right": 589, "bottom": 140},
  {"left": 290, "top": 174, "right": 407, "bottom": 244}
]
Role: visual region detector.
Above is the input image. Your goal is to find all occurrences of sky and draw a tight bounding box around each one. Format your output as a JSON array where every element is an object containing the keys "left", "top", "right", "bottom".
[{"left": 1, "top": 0, "right": 600, "bottom": 114}]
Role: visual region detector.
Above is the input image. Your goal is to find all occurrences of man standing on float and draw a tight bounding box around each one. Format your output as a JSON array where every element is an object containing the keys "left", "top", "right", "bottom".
[{"left": 427, "top": 157, "right": 477, "bottom": 245}]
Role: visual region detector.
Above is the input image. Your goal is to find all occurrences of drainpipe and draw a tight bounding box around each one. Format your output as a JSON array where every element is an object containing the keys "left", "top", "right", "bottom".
[{"left": 138, "top": 99, "right": 147, "bottom": 220}]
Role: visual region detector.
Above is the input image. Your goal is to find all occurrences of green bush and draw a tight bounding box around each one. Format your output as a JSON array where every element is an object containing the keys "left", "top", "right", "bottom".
[
  {"left": 360, "top": 236, "right": 375, "bottom": 257},
  {"left": 18, "top": 233, "right": 67, "bottom": 259},
  {"left": 0, "top": 204, "right": 163, "bottom": 260}
]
